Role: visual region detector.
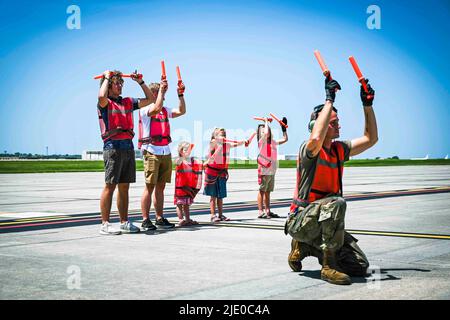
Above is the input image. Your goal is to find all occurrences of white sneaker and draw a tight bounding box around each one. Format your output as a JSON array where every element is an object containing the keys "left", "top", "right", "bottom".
[
  {"left": 99, "top": 222, "right": 121, "bottom": 235},
  {"left": 120, "top": 221, "right": 140, "bottom": 234}
]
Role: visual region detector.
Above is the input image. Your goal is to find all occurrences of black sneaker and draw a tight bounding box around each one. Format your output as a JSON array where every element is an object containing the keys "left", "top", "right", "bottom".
[
  {"left": 155, "top": 217, "right": 175, "bottom": 229},
  {"left": 141, "top": 219, "right": 157, "bottom": 231},
  {"left": 268, "top": 212, "right": 281, "bottom": 218}
]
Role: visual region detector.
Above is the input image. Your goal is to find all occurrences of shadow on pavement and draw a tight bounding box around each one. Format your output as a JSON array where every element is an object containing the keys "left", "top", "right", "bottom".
[{"left": 297, "top": 267, "right": 431, "bottom": 283}]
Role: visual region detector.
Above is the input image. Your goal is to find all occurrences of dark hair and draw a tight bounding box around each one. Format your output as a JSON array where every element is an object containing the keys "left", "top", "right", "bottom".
[
  {"left": 100, "top": 70, "right": 123, "bottom": 88},
  {"left": 310, "top": 104, "right": 338, "bottom": 122},
  {"left": 257, "top": 124, "right": 271, "bottom": 145}
]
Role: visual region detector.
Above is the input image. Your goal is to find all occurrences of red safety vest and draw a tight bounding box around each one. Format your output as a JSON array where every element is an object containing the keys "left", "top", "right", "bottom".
[
  {"left": 175, "top": 157, "right": 203, "bottom": 199},
  {"left": 98, "top": 97, "right": 135, "bottom": 141},
  {"left": 291, "top": 142, "right": 344, "bottom": 211},
  {"left": 138, "top": 108, "right": 172, "bottom": 149},
  {"left": 204, "top": 142, "right": 229, "bottom": 184},
  {"left": 257, "top": 138, "right": 277, "bottom": 184}
]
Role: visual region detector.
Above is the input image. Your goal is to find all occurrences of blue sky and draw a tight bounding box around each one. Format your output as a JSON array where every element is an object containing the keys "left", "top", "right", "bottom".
[{"left": 0, "top": 0, "right": 449, "bottom": 159}]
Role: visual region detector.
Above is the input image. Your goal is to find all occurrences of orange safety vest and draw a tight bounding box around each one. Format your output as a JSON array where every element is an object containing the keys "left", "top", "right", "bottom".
[
  {"left": 138, "top": 108, "right": 172, "bottom": 149},
  {"left": 291, "top": 142, "right": 344, "bottom": 211},
  {"left": 98, "top": 97, "right": 135, "bottom": 141},
  {"left": 204, "top": 142, "right": 229, "bottom": 184},
  {"left": 175, "top": 157, "right": 203, "bottom": 199}
]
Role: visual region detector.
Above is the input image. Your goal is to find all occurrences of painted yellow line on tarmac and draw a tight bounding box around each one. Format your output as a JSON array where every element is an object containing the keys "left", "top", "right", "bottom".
[
  {"left": 347, "top": 230, "right": 450, "bottom": 240},
  {"left": 0, "top": 216, "right": 71, "bottom": 226},
  {"left": 194, "top": 221, "right": 450, "bottom": 240},
  {"left": 2, "top": 186, "right": 450, "bottom": 229},
  {"left": 15, "top": 216, "right": 69, "bottom": 222}
]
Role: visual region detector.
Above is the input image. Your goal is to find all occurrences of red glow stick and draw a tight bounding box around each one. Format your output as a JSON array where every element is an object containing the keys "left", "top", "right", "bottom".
[
  {"left": 253, "top": 117, "right": 273, "bottom": 122},
  {"left": 349, "top": 56, "right": 369, "bottom": 93},
  {"left": 314, "top": 50, "right": 332, "bottom": 79},
  {"left": 94, "top": 73, "right": 142, "bottom": 80},
  {"left": 176, "top": 66, "right": 182, "bottom": 81},
  {"left": 223, "top": 138, "right": 240, "bottom": 144},
  {"left": 269, "top": 113, "right": 288, "bottom": 128},
  {"left": 245, "top": 132, "right": 257, "bottom": 147},
  {"left": 161, "top": 60, "right": 166, "bottom": 79}
]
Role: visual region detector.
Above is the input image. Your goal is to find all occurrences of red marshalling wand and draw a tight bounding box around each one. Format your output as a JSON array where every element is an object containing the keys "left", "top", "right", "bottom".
[
  {"left": 348, "top": 56, "right": 369, "bottom": 93},
  {"left": 314, "top": 50, "right": 332, "bottom": 80}
]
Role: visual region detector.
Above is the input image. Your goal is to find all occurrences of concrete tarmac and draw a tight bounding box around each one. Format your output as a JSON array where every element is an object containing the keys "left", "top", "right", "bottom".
[{"left": 0, "top": 166, "right": 449, "bottom": 299}]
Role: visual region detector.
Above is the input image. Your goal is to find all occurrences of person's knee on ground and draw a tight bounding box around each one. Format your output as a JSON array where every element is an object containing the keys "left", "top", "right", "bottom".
[
  {"left": 316, "top": 198, "right": 351, "bottom": 284},
  {"left": 337, "top": 232, "right": 370, "bottom": 277},
  {"left": 320, "top": 247, "right": 351, "bottom": 285}
]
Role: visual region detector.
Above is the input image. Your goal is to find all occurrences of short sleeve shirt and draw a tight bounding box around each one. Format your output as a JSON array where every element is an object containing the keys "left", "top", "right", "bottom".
[
  {"left": 296, "top": 140, "right": 352, "bottom": 201},
  {"left": 139, "top": 105, "right": 174, "bottom": 155}
]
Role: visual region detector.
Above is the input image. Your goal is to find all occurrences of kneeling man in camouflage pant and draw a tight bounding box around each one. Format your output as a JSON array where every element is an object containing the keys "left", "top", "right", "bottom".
[{"left": 285, "top": 75, "right": 378, "bottom": 285}]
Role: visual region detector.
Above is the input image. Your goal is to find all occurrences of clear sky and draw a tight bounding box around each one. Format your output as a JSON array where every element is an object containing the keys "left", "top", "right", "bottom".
[{"left": 1, "top": 0, "right": 449, "bottom": 159}]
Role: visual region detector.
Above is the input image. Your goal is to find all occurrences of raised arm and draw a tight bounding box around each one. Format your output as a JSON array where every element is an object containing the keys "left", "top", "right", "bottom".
[
  {"left": 204, "top": 139, "right": 220, "bottom": 165},
  {"left": 130, "top": 72, "right": 153, "bottom": 108},
  {"left": 306, "top": 77, "right": 341, "bottom": 157},
  {"left": 228, "top": 140, "right": 246, "bottom": 148},
  {"left": 276, "top": 117, "right": 288, "bottom": 145},
  {"left": 171, "top": 81, "right": 186, "bottom": 118},
  {"left": 98, "top": 70, "right": 111, "bottom": 108},
  {"left": 350, "top": 80, "right": 378, "bottom": 156}
]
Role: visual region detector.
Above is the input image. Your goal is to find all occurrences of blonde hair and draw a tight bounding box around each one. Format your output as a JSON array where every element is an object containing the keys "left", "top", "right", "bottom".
[
  {"left": 178, "top": 141, "right": 191, "bottom": 157},
  {"left": 211, "top": 127, "right": 226, "bottom": 141},
  {"left": 148, "top": 82, "right": 160, "bottom": 95}
]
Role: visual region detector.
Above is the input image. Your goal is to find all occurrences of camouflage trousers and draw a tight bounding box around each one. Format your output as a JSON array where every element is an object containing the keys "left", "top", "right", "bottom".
[{"left": 286, "top": 196, "right": 369, "bottom": 275}]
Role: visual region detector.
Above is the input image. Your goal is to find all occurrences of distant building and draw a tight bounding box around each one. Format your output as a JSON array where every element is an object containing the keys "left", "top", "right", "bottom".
[
  {"left": 82, "top": 151, "right": 103, "bottom": 160},
  {"left": 284, "top": 154, "right": 298, "bottom": 161}
]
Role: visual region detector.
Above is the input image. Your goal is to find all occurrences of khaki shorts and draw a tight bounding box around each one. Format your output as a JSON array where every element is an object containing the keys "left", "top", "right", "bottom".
[
  {"left": 259, "top": 175, "right": 275, "bottom": 192},
  {"left": 143, "top": 150, "right": 172, "bottom": 185}
]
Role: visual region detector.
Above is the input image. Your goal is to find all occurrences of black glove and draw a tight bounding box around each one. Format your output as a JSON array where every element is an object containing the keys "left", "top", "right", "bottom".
[
  {"left": 325, "top": 77, "right": 341, "bottom": 102},
  {"left": 281, "top": 117, "right": 288, "bottom": 133},
  {"left": 360, "top": 79, "right": 375, "bottom": 106}
]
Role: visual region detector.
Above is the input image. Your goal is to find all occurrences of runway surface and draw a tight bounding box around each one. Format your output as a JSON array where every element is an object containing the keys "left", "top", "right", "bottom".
[{"left": 0, "top": 166, "right": 449, "bottom": 299}]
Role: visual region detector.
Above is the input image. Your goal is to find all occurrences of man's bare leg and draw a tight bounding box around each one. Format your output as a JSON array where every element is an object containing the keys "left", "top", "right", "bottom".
[
  {"left": 117, "top": 183, "right": 130, "bottom": 223},
  {"left": 100, "top": 183, "right": 116, "bottom": 223},
  {"left": 141, "top": 183, "right": 155, "bottom": 221},
  {"left": 153, "top": 181, "right": 166, "bottom": 220}
]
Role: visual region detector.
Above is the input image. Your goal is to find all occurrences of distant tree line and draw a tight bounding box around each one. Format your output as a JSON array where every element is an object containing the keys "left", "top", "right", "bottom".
[
  {"left": 0, "top": 152, "right": 81, "bottom": 160},
  {"left": 375, "top": 156, "right": 399, "bottom": 160}
]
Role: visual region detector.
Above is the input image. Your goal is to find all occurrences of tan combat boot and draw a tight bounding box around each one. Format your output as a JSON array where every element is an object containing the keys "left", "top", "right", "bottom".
[
  {"left": 321, "top": 249, "right": 351, "bottom": 285},
  {"left": 288, "top": 239, "right": 321, "bottom": 272}
]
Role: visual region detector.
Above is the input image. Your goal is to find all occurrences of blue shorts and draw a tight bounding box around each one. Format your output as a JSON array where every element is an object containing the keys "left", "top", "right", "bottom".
[{"left": 203, "top": 176, "right": 227, "bottom": 199}]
